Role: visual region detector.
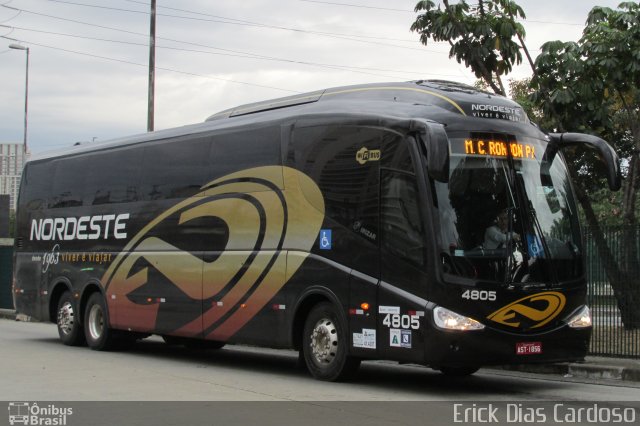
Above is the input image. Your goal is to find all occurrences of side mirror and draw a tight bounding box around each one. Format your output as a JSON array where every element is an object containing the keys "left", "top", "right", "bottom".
[
  {"left": 547, "top": 133, "right": 621, "bottom": 191},
  {"left": 412, "top": 120, "right": 450, "bottom": 183}
]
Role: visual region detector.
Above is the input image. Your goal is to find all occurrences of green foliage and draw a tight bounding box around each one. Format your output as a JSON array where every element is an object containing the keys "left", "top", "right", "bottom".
[
  {"left": 530, "top": 2, "right": 640, "bottom": 226},
  {"left": 585, "top": 187, "right": 640, "bottom": 226},
  {"left": 411, "top": 0, "right": 528, "bottom": 95},
  {"left": 507, "top": 78, "right": 554, "bottom": 131},
  {"left": 532, "top": 2, "right": 639, "bottom": 134}
]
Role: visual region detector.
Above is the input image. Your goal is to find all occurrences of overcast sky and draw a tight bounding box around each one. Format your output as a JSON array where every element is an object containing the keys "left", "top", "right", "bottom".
[{"left": 0, "top": 0, "right": 623, "bottom": 154}]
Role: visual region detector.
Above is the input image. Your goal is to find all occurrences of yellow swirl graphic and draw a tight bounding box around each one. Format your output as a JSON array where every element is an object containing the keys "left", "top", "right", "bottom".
[
  {"left": 487, "top": 291, "right": 566, "bottom": 329},
  {"left": 102, "top": 166, "right": 325, "bottom": 339}
]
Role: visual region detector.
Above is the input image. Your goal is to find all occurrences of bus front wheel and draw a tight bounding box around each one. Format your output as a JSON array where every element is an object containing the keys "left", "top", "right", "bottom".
[{"left": 302, "top": 302, "right": 360, "bottom": 381}]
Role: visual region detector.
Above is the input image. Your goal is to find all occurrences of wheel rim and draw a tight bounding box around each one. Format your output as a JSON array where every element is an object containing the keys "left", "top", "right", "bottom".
[
  {"left": 88, "top": 304, "right": 105, "bottom": 341},
  {"left": 309, "top": 318, "right": 338, "bottom": 365},
  {"left": 57, "top": 301, "right": 74, "bottom": 335}
]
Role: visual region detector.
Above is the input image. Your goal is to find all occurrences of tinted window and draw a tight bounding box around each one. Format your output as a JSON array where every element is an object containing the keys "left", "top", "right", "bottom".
[
  {"left": 20, "top": 161, "right": 54, "bottom": 211},
  {"left": 294, "top": 125, "right": 393, "bottom": 244},
  {"left": 211, "top": 127, "right": 281, "bottom": 178},
  {"left": 140, "top": 136, "right": 212, "bottom": 200},
  {"left": 381, "top": 134, "right": 416, "bottom": 172},
  {"left": 49, "top": 157, "right": 88, "bottom": 208},
  {"left": 84, "top": 146, "right": 144, "bottom": 205}
]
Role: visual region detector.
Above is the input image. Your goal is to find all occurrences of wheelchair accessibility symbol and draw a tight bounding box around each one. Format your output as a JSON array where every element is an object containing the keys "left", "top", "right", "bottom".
[
  {"left": 319, "top": 229, "right": 332, "bottom": 250},
  {"left": 527, "top": 234, "right": 544, "bottom": 258}
]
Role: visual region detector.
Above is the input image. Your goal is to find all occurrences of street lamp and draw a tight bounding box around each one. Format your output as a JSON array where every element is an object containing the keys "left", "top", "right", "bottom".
[{"left": 9, "top": 43, "right": 29, "bottom": 154}]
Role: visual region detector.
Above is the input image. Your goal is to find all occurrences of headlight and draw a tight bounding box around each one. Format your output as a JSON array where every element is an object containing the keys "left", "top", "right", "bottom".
[
  {"left": 433, "top": 306, "right": 485, "bottom": 331},
  {"left": 567, "top": 305, "right": 592, "bottom": 328}
]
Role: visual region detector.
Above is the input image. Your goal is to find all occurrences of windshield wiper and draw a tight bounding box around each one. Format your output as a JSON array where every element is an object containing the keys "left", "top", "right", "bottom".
[{"left": 501, "top": 162, "right": 530, "bottom": 285}]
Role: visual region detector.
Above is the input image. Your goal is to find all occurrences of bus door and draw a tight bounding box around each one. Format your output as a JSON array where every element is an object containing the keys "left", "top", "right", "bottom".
[{"left": 377, "top": 137, "right": 430, "bottom": 362}]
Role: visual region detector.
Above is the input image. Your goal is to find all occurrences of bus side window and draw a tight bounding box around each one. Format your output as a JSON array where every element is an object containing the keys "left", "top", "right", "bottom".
[
  {"left": 381, "top": 170, "right": 425, "bottom": 267},
  {"left": 84, "top": 147, "right": 144, "bottom": 205},
  {"left": 139, "top": 136, "right": 212, "bottom": 200},
  {"left": 292, "top": 125, "right": 380, "bottom": 244},
  {"left": 48, "top": 158, "right": 87, "bottom": 208},
  {"left": 210, "top": 126, "right": 282, "bottom": 181},
  {"left": 21, "top": 162, "right": 54, "bottom": 211}
]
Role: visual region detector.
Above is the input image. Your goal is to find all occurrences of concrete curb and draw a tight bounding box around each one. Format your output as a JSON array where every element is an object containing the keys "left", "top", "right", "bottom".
[
  {"left": 0, "top": 309, "right": 16, "bottom": 320},
  {"left": 0, "top": 309, "right": 33, "bottom": 322},
  {"left": 492, "top": 358, "right": 640, "bottom": 382}
]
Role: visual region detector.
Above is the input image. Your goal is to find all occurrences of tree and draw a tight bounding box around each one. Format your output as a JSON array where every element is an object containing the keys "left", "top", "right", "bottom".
[
  {"left": 411, "top": 0, "right": 532, "bottom": 96},
  {"left": 531, "top": 2, "right": 640, "bottom": 329}
]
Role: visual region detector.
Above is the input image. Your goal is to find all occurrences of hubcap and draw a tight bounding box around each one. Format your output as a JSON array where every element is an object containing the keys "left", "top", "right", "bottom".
[
  {"left": 57, "top": 301, "right": 74, "bottom": 335},
  {"left": 88, "top": 304, "right": 104, "bottom": 341},
  {"left": 309, "top": 318, "right": 338, "bottom": 365}
]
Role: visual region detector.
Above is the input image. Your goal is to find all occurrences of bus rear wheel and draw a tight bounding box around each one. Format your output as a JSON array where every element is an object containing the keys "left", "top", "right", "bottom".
[
  {"left": 56, "top": 291, "right": 85, "bottom": 346},
  {"left": 302, "top": 302, "right": 360, "bottom": 381},
  {"left": 84, "top": 293, "right": 118, "bottom": 351}
]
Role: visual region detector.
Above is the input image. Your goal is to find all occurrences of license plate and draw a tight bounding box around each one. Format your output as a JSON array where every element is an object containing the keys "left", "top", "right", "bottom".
[{"left": 516, "top": 342, "right": 542, "bottom": 355}]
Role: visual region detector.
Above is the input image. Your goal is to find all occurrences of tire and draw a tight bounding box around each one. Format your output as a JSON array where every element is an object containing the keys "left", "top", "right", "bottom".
[
  {"left": 56, "top": 291, "right": 86, "bottom": 346},
  {"left": 302, "top": 302, "right": 360, "bottom": 381},
  {"left": 439, "top": 366, "right": 480, "bottom": 377},
  {"left": 84, "top": 293, "right": 118, "bottom": 351}
]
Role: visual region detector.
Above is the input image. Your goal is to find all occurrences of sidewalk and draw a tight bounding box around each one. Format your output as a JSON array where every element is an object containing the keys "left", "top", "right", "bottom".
[
  {"left": 1, "top": 308, "right": 638, "bottom": 382},
  {"left": 493, "top": 356, "right": 640, "bottom": 382},
  {"left": 0, "top": 308, "right": 31, "bottom": 322},
  {"left": 0, "top": 308, "right": 17, "bottom": 320}
]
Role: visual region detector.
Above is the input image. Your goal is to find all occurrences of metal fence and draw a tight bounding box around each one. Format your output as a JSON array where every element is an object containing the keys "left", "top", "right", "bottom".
[
  {"left": 0, "top": 243, "right": 13, "bottom": 309},
  {"left": 584, "top": 226, "right": 640, "bottom": 359}
]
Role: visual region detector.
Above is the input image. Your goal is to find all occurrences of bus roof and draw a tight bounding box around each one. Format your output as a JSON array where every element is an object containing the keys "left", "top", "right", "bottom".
[
  {"left": 29, "top": 80, "right": 530, "bottom": 163},
  {"left": 205, "top": 80, "right": 520, "bottom": 122}
]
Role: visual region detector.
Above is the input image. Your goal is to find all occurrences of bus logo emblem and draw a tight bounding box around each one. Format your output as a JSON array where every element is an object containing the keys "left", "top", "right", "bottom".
[
  {"left": 487, "top": 291, "right": 566, "bottom": 329},
  {"left": 101, "top": 166, "right": 325, "bottom": 341},
  {"left": 356, "top": 147, "right": 381, "bottom": 165}
]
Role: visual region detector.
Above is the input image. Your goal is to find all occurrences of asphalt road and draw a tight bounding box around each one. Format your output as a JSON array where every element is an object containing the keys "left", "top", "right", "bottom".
[{"left": 1, "top": 319, "right": 639, "bottom": 426}]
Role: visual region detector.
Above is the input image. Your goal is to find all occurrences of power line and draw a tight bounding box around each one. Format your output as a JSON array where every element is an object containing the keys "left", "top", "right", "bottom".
[
  {"left": 0, "top": 25, "right": 261, "bottom": 59},
  {"left": 130, "top": 0, "right": 432, "bottom": 43},
  {"left": 0, "top": 8, "right": 20, "bottom": 23},
  {"left": 0, "top": 8, "right": 465, "bottom": 79},
  {"left": 299, "top": 0, "right": 414, "bottom": 13},
  {"left": 1, "top": 3, "right": 475, "bottom": 84},
  {"left": 0, "top": 35, "right": 302, "bottom": 94},
  {"left": 0, "top": 24, "right": 453, "bottom": 80},
  {"left": 297, "top": 0, "right": 586, "bottom": 26},
  {"left": 38, "top": 0, "right": 436, "bottom": 51}
]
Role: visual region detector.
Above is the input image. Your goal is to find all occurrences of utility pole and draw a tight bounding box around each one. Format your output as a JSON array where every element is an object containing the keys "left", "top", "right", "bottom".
[
  {"left": 147, "top": 0, "right": 156, "bottom": 132},
  {"left": 9, "top": 44, "right": 29, "bottom": 153}
]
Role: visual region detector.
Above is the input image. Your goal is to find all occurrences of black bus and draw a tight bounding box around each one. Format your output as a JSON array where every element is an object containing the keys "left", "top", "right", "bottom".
[{"left": 13, "top": 80, "right": 621, "bottom": 381}]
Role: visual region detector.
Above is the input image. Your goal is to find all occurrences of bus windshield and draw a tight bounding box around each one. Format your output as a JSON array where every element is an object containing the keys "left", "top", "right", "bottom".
[{"left": 435, "top": 133, "right": 582, "bottom": 285}]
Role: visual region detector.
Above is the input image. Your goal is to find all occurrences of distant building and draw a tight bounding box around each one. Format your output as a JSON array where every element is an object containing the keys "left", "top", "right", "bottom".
[{"left": 0, "top": 143, "right": 28, "bottom": 211}]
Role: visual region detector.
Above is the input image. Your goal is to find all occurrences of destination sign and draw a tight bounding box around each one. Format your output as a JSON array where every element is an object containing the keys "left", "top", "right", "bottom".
[{"left": 458, "top": 138, "right": 537, "bottom": 160}]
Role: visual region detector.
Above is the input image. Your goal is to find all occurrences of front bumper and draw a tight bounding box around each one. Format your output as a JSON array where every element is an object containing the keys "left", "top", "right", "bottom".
[{"left": 424, "top": 324, "right": 591, "bottom": 369}]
